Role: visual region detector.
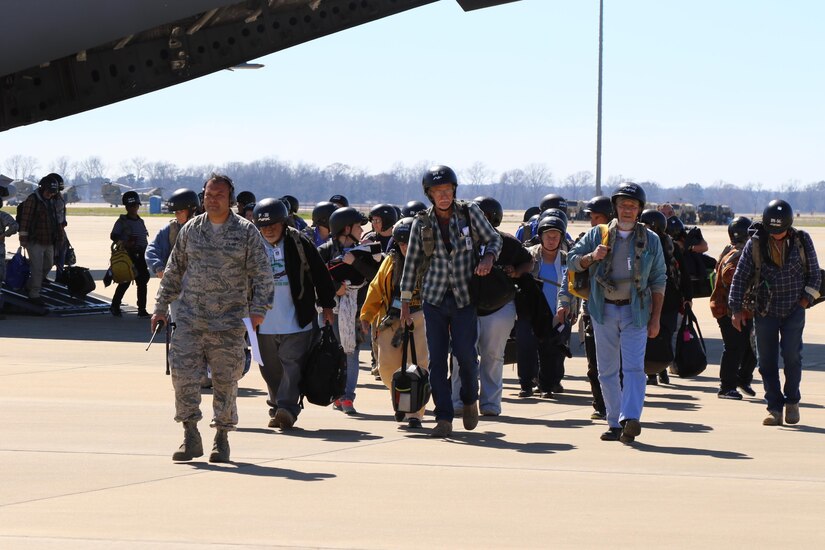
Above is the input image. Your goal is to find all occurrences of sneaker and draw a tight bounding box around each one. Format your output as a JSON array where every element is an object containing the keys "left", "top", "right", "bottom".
[
  {"left": 785, "top": 403, "right": 800, "bottom": 425},
  {"left": 718, "top": 389, "right": 743, "bottom": 400},
  {"left": 540, "top": 391, "right": 553, "bottom": 399},
  {"left": 407, "top": 418, "right": 423, "bottom": 429},
  {"left": 600, "top": 427, "right": 622, "bottom": 441},
  {"left": 341, "top": 400, "right": 357, "bottom": 415},
  {"left": 738, "top": 384, "right": 757, "bottom": 397},
  {"left": 274, "top": 408, "right": 295, "bottom": 430},
  {"left": 480, "top": 409, "right": 499, "bottom": 417},
  {"left": 332, "top": 399, "right": 343, "bottom": 411},
  {"left": 518, "top": 389, "right": 533, "bottom": 398},
  {"left": 658, "top": 370, "right": 670, "bottom": 384},
  {"left": 431, "top": 419, "right": 453, "bottom": 438},
  {"left": 646, "top": 375, "right": 658, "bottom": 386},
  {"left": 763, "top": 410, "right": 783, "bottom": 426},
  {"left": 370, "top": 364, "right": 381, "bottom": 380},
  {"left": 591, "top": 410, "right": 606, "bottom": 420},
  {"left": 463, "top": 402, "right": 479, "bottom": 431}
]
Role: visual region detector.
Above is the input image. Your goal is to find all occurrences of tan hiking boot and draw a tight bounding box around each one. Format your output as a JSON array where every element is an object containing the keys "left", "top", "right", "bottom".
[
  {"left": 763, "top": 410, "right": 783, "bottom": 426},
  {"left": 463, "top": 402, "right": 479, "bottom": 431},
  {"left": 430, "top": 420, "right": 453, "bottom": 438},
  {"left": 785, "top": 403, "right": 800, "bottom": 425},
  {"left": 209, "top": 429, "right": 231, "bottom": 463},
  {"left": 172, "top": 421, "right": 203, "bottom": 462},
  {"left": 274, "top": 408, "right": 295, "bottom": 430}
]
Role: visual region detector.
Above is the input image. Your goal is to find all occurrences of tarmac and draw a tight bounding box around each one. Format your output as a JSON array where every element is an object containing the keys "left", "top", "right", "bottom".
[{"left": 2, "top": 212, "right": 825, "bottom": 549}]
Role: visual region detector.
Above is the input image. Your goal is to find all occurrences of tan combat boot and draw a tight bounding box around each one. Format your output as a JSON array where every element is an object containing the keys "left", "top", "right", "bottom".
[
  {"left": 172, "top": 421, "right": 203, "bottom": 461},
  {"left": 209, "top": 429, "right": 231, "bottom": 463}
]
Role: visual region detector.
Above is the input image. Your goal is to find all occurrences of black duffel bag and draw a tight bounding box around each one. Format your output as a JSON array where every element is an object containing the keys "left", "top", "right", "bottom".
[
  {"left": 644, "top": 331, "right": 674, "bottom": 375},
  {"left": 470, "top": 265, "right": 516, "bottom": 313},
  {"left": 299, "top": 323, "right": 347, "bottom": 407},
  {"left": 673, "top": 304, "right": 707, "bottom": 378}
]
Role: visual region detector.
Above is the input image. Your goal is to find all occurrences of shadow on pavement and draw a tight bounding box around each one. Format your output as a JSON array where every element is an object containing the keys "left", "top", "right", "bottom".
[
  {"left": 644, "top": 421, "right": 713, "bottom": 433},
  {"left": 274, "top": 428, "right": 383, "bottom": 443},
  {"left": 446, "top": 430, "right": 576, "bottom": 454},
  {"left": 189, "top": 461, "right": 336, "bottom": 481},
  {"left": 628, "top": 441, "right": 752, "bottom": 460}
]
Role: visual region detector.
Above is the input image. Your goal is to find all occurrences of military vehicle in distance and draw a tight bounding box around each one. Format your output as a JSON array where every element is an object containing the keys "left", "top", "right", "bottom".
[{"left": 698, "top": 203, "right": 734, "bottom": 225}]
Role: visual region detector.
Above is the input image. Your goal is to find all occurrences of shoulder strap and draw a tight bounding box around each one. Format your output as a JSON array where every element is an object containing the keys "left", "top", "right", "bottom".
[
  {"left": 287, "top": 226, "right": 311, "bottom": 301},
  {"left": 168, "top": 220, "right": 181, "bottom": 248}
]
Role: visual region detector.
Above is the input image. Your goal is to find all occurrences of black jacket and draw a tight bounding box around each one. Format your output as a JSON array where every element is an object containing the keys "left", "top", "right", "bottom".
[{"left": 283, "top": 227, "right": 336, "bottom": 328}]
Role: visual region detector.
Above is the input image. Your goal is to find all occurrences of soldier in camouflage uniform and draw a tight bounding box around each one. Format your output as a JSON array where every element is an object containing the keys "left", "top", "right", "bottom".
[{"left": 151, "top": 174, "right": 274, "bottom": 463}]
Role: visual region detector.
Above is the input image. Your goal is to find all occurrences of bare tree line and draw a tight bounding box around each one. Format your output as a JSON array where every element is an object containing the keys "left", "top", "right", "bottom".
[{"left": 3, "top": 154, "right": 824, "bottom": 215}]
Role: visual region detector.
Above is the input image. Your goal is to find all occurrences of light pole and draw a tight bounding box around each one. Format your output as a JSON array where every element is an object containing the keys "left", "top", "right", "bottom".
[{"left": 595, "top": 0, "right": 604, "bottom": 196}]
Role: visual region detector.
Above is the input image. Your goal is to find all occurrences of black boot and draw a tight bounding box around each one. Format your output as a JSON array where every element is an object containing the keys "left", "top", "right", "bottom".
[{"left": 172, "top": 421, "right": 203, "bottom": 461}]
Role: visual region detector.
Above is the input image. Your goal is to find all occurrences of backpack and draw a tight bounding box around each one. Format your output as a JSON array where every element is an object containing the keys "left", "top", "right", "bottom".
[
  {"left": 709, "top": 247, "right": 741, "bottom": 318},
  {"left": 299, "top": 323, "right": 347, "bottom": 407},
  {"left": 110, "top": 242, "right": 135, "bottom": 284},
  {"left": 568, "top": 224, "right": 609, "bottom": 300},
  {"left": 285, "top": 226, "right": 312, "bottom": 301},
  {"left": 747, "top": 228, "right": 825, "bottom": 309}
]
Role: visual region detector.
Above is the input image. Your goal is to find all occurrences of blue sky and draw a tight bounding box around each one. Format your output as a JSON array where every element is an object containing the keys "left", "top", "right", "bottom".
[{"left": 1, "top": 0, "right": 823, "bottom": 188}]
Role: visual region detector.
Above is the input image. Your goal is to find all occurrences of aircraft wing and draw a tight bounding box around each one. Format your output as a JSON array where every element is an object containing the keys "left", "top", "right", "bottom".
[{"left": 0, "top": 0, "right": 518, "bottom": 133}]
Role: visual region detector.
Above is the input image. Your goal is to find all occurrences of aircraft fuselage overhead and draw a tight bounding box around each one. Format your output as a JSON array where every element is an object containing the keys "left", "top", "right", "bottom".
[{"left": 0, "top": 0, "right": 520, "bottom": 133}]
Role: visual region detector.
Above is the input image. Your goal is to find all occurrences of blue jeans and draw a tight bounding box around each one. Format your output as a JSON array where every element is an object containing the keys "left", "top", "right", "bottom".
[
  {"left": 515, "top": 316, "right": 539, "bottom": 391},
  {"left": 452, "top": 300, "right": 516, "bottom": 415},
  {"left": 331, "top": 316, "right": 360, "bottom": 402},
  {"left": 423, "top": 292, "right": 480, "bottom": 422},
  {"left": 754, "top": 305, "right": 805, "bottom": 413},
  {"left": 592, "top": 304, "right": 648, "bottom": 429}
]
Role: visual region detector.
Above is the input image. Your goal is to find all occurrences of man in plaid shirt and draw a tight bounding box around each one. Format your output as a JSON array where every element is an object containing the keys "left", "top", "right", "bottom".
[
  {"left": 729, "top": 199, "right": 821, "bottom": 427},
  {"left": 400, "top": 165, "right": 502, "bottom": 438}
]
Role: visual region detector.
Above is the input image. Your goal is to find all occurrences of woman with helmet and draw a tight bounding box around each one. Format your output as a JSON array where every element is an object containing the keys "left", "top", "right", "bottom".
[
  {"left": 252, "top": 198, "right": 336, "bottom": 430},
  {"left": 306, "top": 201, "right": 337, "bottom": 247},
  {"left": 521, "top": 214, "right": 575, "bottom": 399},
  {"left": 109, "top": 190, "right": 150, "bottom": 317},
  {"left": 568, "top": 183, "right": 667, "bottom": 444},
  {"left": 146, "top": 188, "right": 200, "bottom": 280},
  {"left": 364, "top": 203, "right": 399, "bottom": 252},
  {"left": 318, "top": 207, "right": 381, "bottom": 415},
  {"left": 450, "top": 197, "right": 532, "bottom": 415},
  {"left": 360, "top": 217, "right": 430, "bottom": 428},
  {"left": 709, "top": 216, "right": 757, "bottom": 400},
  {"left": 729, "top": 200, "right": 821, "bottom": 426}
]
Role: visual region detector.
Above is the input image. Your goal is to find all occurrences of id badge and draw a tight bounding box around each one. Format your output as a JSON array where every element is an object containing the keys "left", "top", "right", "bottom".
[
  {"left": 627, "top": 256, "right": 632, "bottom": 271},
  {"left": 462, "top": 226, "right": 472, "bottom": 251},
  {"left": 273, "top": 247, "right": 283, "bottom": 260}
]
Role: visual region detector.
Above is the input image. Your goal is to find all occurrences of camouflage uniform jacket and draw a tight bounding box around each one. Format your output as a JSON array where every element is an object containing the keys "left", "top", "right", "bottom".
[{"left": 154, "top": 212, "right": 274, "bottom": 330}]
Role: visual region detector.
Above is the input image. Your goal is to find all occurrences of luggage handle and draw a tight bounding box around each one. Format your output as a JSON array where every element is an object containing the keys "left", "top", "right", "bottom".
[{"left": 400, "top": 324, "right": 418, "bottom": 370}]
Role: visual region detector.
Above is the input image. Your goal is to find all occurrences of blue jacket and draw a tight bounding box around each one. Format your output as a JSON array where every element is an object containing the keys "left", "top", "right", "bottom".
[
  {"left": 145, "top": 222, "right": 176, "bottom": 275},
  {"left": 568, "top": 220, "right": 666, "bottom": 327}
]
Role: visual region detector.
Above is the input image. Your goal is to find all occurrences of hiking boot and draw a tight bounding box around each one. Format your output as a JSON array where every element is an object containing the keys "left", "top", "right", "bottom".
[
  {"left": 763, "top": 410, "right": 783, "bottom": 426},
  {"left": 600, "top": 427, "right": 622, "bottom": 441},
  {"left": 518, "top": 389, "right": 533, "bottom": 398},
  {"left": 341, "top": 400, "right": 357, "bottom": 415},
  {"left": 209, "top": 429, "right": 231, "bottom": 463},
  {"left": 738, "top": 384, "right": 757, "bottom": 397},
  {"left": 622, "top": 419, "right": 642, "bottom": 439},
  {"left": 718, "top": 389, "right": 743, "bottom": 400},
  {"left": 785, "top": 403, "right": 800, "bottom": 425},
  {"left": 274, "top": 408, "right": 295, "bottom": 430},
  {"left": 172, "top": 421, "right": 203, "bottom": 462},
  {"left": 267, "top": 416, "right": 281, "bottom": 429},
  {"left": 463, "top": 402, "right": 479, "bottom": 431},
  {"left": 431, "top": 420, "right": 453, "bottom": 438},
  {"left": 480, "top": 409, "right": 499, "bottom": 417},
  {"left": 591, "top": 410, "right": 606, "bottom": 421}
]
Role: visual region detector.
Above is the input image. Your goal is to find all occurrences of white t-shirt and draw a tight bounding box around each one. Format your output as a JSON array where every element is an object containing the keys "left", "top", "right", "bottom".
[{"left": 258, "top": 239, "right": 311, "bottom": 335}]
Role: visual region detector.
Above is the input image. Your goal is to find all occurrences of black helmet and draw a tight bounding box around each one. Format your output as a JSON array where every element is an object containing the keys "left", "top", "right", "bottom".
[
  {"left": 392, "top": 217, "right": 415, "bottom": 245},
  {"left": 540, "top": 207, "right": 568, "bottom": 226},
  {"left": 583, "top": 195, "right": 613, "bottom": 218},
  {"left": 728, "top": 216, "right": 752, "bottom": 245},
  {"left": 280, "top": 194, "right": 299, "bottom": 214},
  {"left": 540, "top": 194, "right": 567, "bottom": 213},
  {"left": 611, "top": 183, "right": 646, "bottom": 210},
  {"left": 369, "top": 203, "right": 399, "bottom": 229},
  {"left": 401, "top": 200, "right": 428, "bottom": 217},
  {"left": 522, "top": 206, "right": 541, "bottom": 222},
  {"left": 537, "top": 214, "right": 567, "bottom": 236},
  {"left": 473, "top": 196, "right": 503, "bottom": 228},
  {"left": 122, "top": 190, "right": 140, "bottom": 206},
  {"left": 311, "top": 201, "right": 338, "bottom": 229},
  {"left": 329, "top": 194, "right": 349, "bottom": 207},
  {"left": 665, "top": 216, "right": 686, "bottom": 241},
  {"left": 253, "top": 198, "right": 289, "bottom": 228},
  {"left": 329, "top": 207, "right": 368, "bottom": 237},
  {"left": 44, "top": 172, "right": 65, "bottom": 192},
  {"left": 236, "top": 191, "right": 256, "bottom": 207},
  {"left": 166, "top": 188, "right": 199, "bottom": 212},
  {"left": 422, "top": 165, "right": 458, "bottom": 193},
  {"left": 762, "top": 200, "right": 793, "bottom": 234},
  {"left": 392, "top": 205, "right": 402, "bottom": 222},
  {"left": 38, "top": 175, "right": 60, "bottom": 194},
  {"left": 640, "top": 209, "right": 667, "bottom": 235}
]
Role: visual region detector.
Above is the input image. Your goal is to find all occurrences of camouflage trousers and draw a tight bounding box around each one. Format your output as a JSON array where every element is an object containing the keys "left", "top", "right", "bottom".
[{"left": 170, "top": 323, "right": 246, "bottom": 430}]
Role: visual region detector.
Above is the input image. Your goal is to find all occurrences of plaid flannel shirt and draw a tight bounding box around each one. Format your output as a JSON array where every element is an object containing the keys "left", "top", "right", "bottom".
[
  {"left": 729, "top": 229, "right": 821, "bottom": 318},
  {"left": 400, "top": 201, "right": 502, "bottom": 308}
]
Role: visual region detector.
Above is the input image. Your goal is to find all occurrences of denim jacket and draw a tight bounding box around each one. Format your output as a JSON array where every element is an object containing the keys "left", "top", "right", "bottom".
[{"left": 568, "top": 220, "right": 666, "bottom": 327}]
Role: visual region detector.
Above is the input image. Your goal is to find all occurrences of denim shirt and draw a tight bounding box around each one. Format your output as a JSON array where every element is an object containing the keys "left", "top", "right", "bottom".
[{"left": 568, "top": 220, "right": 666, "bottom": 327}]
